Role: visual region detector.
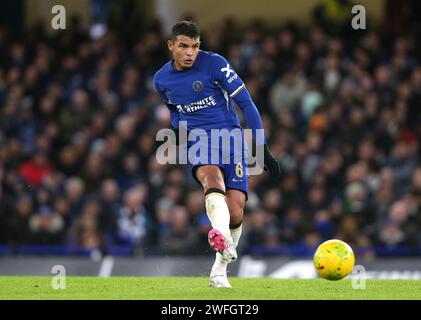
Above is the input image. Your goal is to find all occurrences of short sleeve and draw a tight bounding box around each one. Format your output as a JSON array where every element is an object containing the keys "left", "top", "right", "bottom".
[{"left": 153, "top": 76, "right": 168, "bottom": 103}]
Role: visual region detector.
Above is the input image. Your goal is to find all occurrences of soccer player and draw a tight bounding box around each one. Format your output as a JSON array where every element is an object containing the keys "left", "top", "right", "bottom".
[{"left": 153, "top": 21, "right": 281, "bottom": 288}]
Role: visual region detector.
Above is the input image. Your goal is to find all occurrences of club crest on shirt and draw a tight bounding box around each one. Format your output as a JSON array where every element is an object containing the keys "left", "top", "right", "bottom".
[{"left": 192, "top": 81, "right": 203, "bottom": 92}]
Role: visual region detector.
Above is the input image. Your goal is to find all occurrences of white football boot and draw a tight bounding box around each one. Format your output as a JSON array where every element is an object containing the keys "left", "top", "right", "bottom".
[{"left": 209, "top": 273, "right": 232, "bottom": 288}]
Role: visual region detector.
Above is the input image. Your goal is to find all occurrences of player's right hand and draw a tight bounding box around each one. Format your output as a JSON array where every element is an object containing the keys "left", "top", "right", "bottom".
[{"left": 263, "top": 144, "right": 282, "bottom": 179}]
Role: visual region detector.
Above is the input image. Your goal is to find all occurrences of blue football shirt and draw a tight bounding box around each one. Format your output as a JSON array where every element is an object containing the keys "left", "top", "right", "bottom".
[{"left": 153, "top": 50, "right": 247, "bottom": 132}]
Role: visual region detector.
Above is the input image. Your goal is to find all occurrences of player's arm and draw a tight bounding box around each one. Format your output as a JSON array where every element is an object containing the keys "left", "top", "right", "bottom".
[
  {"left": 232, "top": 89, "right": 281, "bottom": 178},
  {"left": 211, "top": 54, "right": 282, "bottom": 178}
]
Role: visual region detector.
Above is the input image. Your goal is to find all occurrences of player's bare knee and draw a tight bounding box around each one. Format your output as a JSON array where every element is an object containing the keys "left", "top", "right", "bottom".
[
  {"left": 197, "top": 166, "right": 225, "bottom": 191},
  {"left": 203, "top": 174, "right": 225, "bottom": 191}
]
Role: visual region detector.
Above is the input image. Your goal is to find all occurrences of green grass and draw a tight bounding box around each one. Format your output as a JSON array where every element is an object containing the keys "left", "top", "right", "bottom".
[{"left": 0, "top": 277, "right": 420, "bottom": 300}]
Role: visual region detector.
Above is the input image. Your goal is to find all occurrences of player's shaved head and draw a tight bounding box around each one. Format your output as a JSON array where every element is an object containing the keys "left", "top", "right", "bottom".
[{"left": 171, "top": 20, "right": 200, "bottom": 41}]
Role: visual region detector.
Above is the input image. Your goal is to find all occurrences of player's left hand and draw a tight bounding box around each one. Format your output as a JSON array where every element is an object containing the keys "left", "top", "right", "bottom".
[{"left": 263, "top": 144, "right": 282, "bottom": 179}]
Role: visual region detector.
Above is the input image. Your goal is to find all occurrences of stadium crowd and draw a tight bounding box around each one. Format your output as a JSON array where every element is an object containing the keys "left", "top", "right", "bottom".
[{"left": 1, "top": 2, "right": 421, "bottom": 257}]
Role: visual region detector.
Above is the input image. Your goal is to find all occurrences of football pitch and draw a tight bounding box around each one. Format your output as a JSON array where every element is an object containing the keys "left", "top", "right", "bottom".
[{"left": 0, "top": 277, "right": 420, "bottom": 300}]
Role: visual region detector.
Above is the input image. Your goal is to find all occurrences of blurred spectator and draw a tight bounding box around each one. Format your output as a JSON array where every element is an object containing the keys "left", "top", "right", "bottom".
[
  {"left": 243, "top": 207, "right": 280, "bottom": 247},
  {"left": 377, "top": 201, "right": 410, "bottom": 247},
  {"left": 115, "top": 152, "right": 146, "bottom": 192},
  {"left": 261, "top": 188, "right": 282, "bottom": 217},
  {"left": 67, "top": 209, "right": 105, "bottom": 252},
  {"left": 52, "top": 195, "right": 72, "bottom": 229},
  {"left": 81, "top": 152, "right": 110, "bottom": 194},
  {"left": 19, "top": 150, "right": 52, "bottom": 187},
  {"left": 335, "top": 215, "right": 374, "bottom": 257},
  {"left": 59, "top": 89, "right": 93, "bottom": 142},
  {"left": 279, "top": 205, "right": 305, "bottom": 244},
  {"left": 305, "top": 185, "right": 328, "bottom": 216},
  {"left": 159, "top": 205, "right": 200, "bottom": 255},
  {"left": 29, "top": 206, "right": 65, "bottom": 245},
  {"left": 269, "top": 66, "right": 307, "bottom": 114},
  {"left": 99, "top": 179, "right": 120, "bottom": 235},
  {"left": 64, "top": 177, "right": 85, "bottom": 218},
  {"left": 314, "top": 210, "right": 336, "bottom": 239},
  {"left": 3, "top": 194, "right": 34, "bottom": 245},
  {"left": 115, "top": 185, "right": 154, "bottom": 250}
]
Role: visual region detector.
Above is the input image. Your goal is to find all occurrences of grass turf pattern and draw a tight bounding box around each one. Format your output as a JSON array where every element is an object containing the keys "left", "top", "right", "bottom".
[{"left": 0, "top": 277, "right": 420, "bottom": 300}]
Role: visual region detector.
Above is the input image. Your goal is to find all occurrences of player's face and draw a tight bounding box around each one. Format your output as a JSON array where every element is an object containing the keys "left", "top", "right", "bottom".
[{"left": 168, "top": 35, "right": 200, "bottom": 70}]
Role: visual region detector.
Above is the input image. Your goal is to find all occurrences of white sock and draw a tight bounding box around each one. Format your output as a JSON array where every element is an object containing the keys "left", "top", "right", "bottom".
[
  {"left": 211, "top": 224, "right": 243, "bottom": 276},
  {"left": 211, "top": 252, "right": 228, "bottom": 276},
  {"left": 205, "top": 192, "right": 231, "bottom": 238},
  {"left": 230, "top": 224, "right": 242, "bottom": 248}
]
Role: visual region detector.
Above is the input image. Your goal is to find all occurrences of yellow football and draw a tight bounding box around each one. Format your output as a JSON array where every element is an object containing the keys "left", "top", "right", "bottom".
[{"left": 313, "top": 239, "right": 355, "bottom": 280}]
